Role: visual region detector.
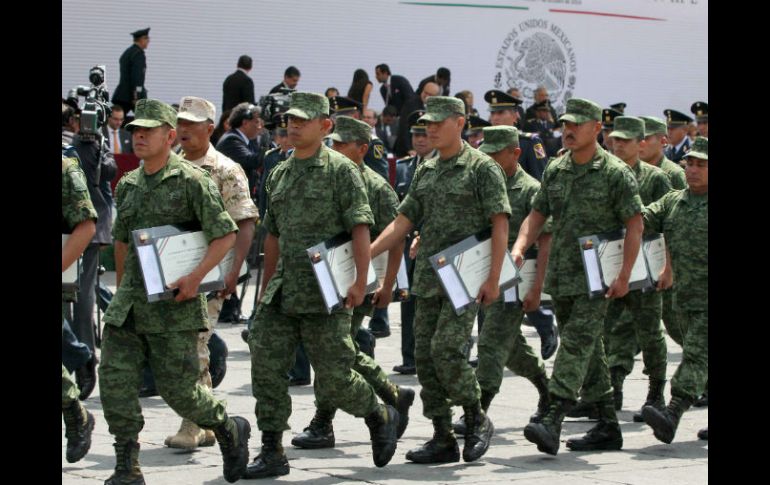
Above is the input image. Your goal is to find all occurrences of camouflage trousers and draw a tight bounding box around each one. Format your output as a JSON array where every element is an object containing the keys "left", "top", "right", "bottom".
[
  {"left": 62, "top": 364, "right": 79, "bottom": 407},
  {"left": 315, "top": 303, "right": 398, "bottom": 415},
  {"left": 414, "top": 296, "right": 481, "bottom": 420},
  {"left": 662, "top": 289, "right": 686, "bottom": 346},
  {"left": 670, "top": 309, "right": 708, "bottom": 401},
  {"left": 99, "top": 314, "right": 227, "bottom": 441},
  {"left": 604, "top": 290, "right": 667, "bottom": 380},
  {"left": 248, "top": 303, "right": 379, "bottom": 432},
  {"left": 194, "top": 296, "right": 225, "bottom": 390},
  {"left": 550, "top": 295, "right": 612, "bottom": 403},
  {"left": 476, "top": 300, "right": 546, "bottom": 396}
]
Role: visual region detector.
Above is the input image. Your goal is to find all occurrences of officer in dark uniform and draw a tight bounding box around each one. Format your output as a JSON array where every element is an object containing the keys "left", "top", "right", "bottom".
[
  {"left": 691, "top": 101, "right": 708, "bottom": 138},
  {"left": 484, "top": 89, "right": 549, "bottom": 181},
  {"left": 663, "top": 109, "right": 693, "bottom": 165},
  {"left": 329, "top": 96, "right": 390, "bottom": 182},
  {"left": 609, "top": 102, "right": 626, "bottom": 114},
  {"left": 112, "top": 28, "right": 149, "bottom": 116},
  {"left": 464, "top": 115, "right": 491, "bottom": 148},
  {"left": 258, "top": 113, "right": 290, "bottom": 221},
  {"left": 600, "top": 107, "right": 622, "bottom": 153},
  {"left": 523, "top": 100, "right": 561, "bottom": 157},
  {"left": 392, "top": 109, "right": 432, "bottom": 375}
]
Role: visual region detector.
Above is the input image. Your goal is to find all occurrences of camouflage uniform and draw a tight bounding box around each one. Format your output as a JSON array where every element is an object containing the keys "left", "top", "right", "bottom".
[
  {"left": 62, "top": 156, "right": 97, "bottom": 406},
  {"left": 99, "top": 149, "right": 238, "bottom": 441},
  {"left": 249, "top": 143, "right": 381, "bottom": 431},
  {"left": 399, "top": 140, "right": 511, "bottom": 420},
  {"left": 532, "top": 143, "right": 641, "bottom": 405}
]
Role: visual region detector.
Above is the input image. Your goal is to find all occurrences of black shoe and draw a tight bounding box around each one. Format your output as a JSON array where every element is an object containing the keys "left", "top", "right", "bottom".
[
  {"left": 291, "top": 413, "right": 335, "bottom": 449},
  {"left": 288, "top": 375, "right": 311, "bottom": 386},
  {"left": 462, "top": 406, "right": 494, "bottom": 462},
  {"left": 697, "top": 427, "right": 708, "bottom": 440},
  {"left": 394, "top": 387, "right": 415, "bottom": 439},
  {"left": 245, "top": 431, "right": 290, "bottom": 479},
  {"left": 452, "top": 414, "right": 467, "bottom": 437},
  {"left": 365, "top": 405, "right": 399, "bottom": 467},
  {"left": 642, "top": 396, "right": 691, "bottom": 444},
  {"left": 529, "top": 374, "right": 550, "bottom": 423},
  {"left": 370, "top": 328, "right": 391, "bottom": 338},
  {"left": 137, "top": 385, "right": 158, "bottom": 398},
  {"left": 468, "top": 358, "right": 478, "bottom": 368},
  {"left": 241, "top": 328, "right": 250, "bottom": 343},
  {"left": 213, "top": 416, "right": 251, "bottom": 483},
  {"left": 566, "top": 421, "right": 623, "bottom": 451},
  {"left": 105, "top": 439, "right": 145, "bottom": 485},
  {"left": 63, "top": 401, "right": 94, "bottom": 463},
  {"left": 76, "top": 356, "right": 98, "bottom": 401},
  {"left": 393, "top": 364, "right": 416, "bottom": 375},
  {"left": 524, "top": 397, "right": 572, "bottom": 455},
  {"left": 693, "top": 392, "right": 708, "bottom": 407},
  {"left": 539, "top": 322, "right": 559, "bottom": 360},
  {"left": 405, "top": 437, "right": 460, "bottom": 463},
  {"left": 209, "top": 333, "right": 229, "bottom": 389},
  {"left": 566, "top": 400, "right": 600, "bottom": 419},
  {"left": 633, "top": 378, "right": 666, "bottom": 423}
]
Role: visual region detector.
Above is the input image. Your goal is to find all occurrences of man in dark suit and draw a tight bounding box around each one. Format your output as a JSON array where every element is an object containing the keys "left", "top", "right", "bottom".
[
  {"left": 222, "top": 55, "right": 256, "bottom": 112},
  {"left": 393, "top": 82, "right": 439, "bottom": 157},
  {"left": 663, "top": 109, "right": 693, "bottom": 165},
  {"left": 416, "top": 67, "right": 451, "bottom": 97},
  {"left": 102, "top": 105, "right": 132, "bottom": 154},
  {"left": 268, "top": 66, "right": 300, "bottom": 94},
  {"left": 112, "top": 28, "right": 149, "bottom": 115},
  {"left": 374, "top": 105, "right": 399, "bottom": 153},
  {"left": 215, "top": 102, "right": 264, "bottom": 194},
  {"left": 375, "top": 63, "right": 414, "bottom": 113}
]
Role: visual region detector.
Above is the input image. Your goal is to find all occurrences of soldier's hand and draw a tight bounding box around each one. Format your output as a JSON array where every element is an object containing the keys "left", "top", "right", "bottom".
[
  {"left": 522, "top": 289, "right": 542, "bottom": 313},
  {"left": 476, "top": 279, "right": 500, "bottom": 306},
  {"left": 409, "top": 235, "right": 421, "bottom": 260},
  {"left": 167, "top": 274, "right": 203, "bottom": 302},
  {"left": 345, "top": 282, "right": 366, "bottom": 308},
  {"left": 605, "top": 277, "right": 629, "bottom": 299},
  {"left": 656, "top": 267, "right": 673, "bottom": 291},
  {"left": 371, "top": 285, "right": 393, "bottom": 309},
  {"left": 511, "top": 248, "right": 524, "bottom": 268},
  {"left": 218, "top": 270, "right": 238, "bottom": 299}
]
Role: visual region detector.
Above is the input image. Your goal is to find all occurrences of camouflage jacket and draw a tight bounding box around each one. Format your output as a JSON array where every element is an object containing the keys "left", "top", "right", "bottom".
[
  {"left": 632, "top": 160, "right": 672, "bottom": 205},
  {"left": 62, "top": 156, "right": 97, "bottom": 302},
  {"left": 643, "top": 189, "right": 708, "bottom": 311},
  {"left": 649, "top": 154, "right": 687, "bottom": 190}
]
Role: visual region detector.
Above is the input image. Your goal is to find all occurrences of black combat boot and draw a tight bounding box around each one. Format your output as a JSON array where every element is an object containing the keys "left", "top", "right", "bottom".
[
  {"left": 452, "top": 389, "right": 494, "bottom": 436},
  {"left": 566, "top": 400, "right": 623, "bottom": 451},
  {"left": 291, "top": 408, "right": 336, "bottom": 449},
  {"left": 633, "top": 378, "right": 666, "bottom": 422},
  {"left": 529, "top": 373, "right": 551, "bottom": 423},
  {"left": 693, "top": 381, "right": 708, "bottom": 407},
  {"left": 462, "top": 402, "right": 494, "bottom": 462},
  {"left": 697, "top": 427, "right": 708, "bottom": 440},
  {"left": 104, "top": 439, "right": 145, "bottom": 485},
  {"left": 364, "top": 404, "right": 400, "bottom": 467},
  {"left": 566, "top": 399, "right": 600, "bottom": 419},
  {"left": 523, "top": 396, "right": 574, "bottom": 455},
  {"left": 62, "top": 400, "right": 94, "bottom": 463},
  {"left": 379, "top": 385, "right": 415, "bottom": 439},
  {"left": 642, "top": 395, "right": 692, "bottom": 444},
  {"left": 405, "top": 417, "right": 460, "bottom": 463},
  {"left": 610, "top": 366, "right": 626, "bottom": 411},
  {"left": 244, "top": 431, "right": 290, "bottom": 479},
  {"left": 212, "top": 415, "right": 251, "bottom": 482}
]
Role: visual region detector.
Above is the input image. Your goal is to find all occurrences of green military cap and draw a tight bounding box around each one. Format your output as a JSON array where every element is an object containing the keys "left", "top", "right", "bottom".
[
  {"left": 558, "top": 98, "right": 602, "bottom": 124},
  {"left": 602, "top": 108, "right": 622, "bottom": 129},
  {"left": 408, "top": 109, "right": 427, "bottom": 134},
  {"left": 664, "top": 109, "right": 693, "bottom": 127},
  {"left": 285, "top": 91, "right": 329, "bottom": 120},
  {"left": 691, "top": 101, "right": 708, "bottom": 122},
  {"left": 329, "top": 115, "right": 371, "bottom": 143},
  {"left": 131, "top": 27, "right": 150, "bottom": 39},
  {"left": 465, "top": 115, "right": 491, "bottom": 136},
  {"left": 684, "top": 136, "right": 708, "bottom": 160},
  {"left": 484, "top": 89, "right": 523, "bottom": 112},
  {"left": 639, "top": 116, "right": 667, "bottom": 136},
  {"left": 126, "top": 99, "right": 177, "bottom": 130},
  {"left": 609, "top": 102, "right": 627, "bottom": 114},
  {"left": 478, "top": 125, "right": 519, "bottom": 153},
  {"left": 418, "top": 96, "right": 466, "bottom": 122},
  {"left": 609, "top": 116, "right": 645, "bottom": 140}
]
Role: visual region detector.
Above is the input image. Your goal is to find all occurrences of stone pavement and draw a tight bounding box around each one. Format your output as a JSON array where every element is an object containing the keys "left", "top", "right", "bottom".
[{"left": 63, "top": 272, "right": 707, "bottom": 484}]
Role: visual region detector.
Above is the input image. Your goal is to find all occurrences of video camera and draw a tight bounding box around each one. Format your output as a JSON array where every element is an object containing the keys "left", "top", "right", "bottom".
[
  {"left": 257, "top": 87, "right": 294, "bottom": 123},
  {"left": 67, "top": 65, "right": 111, "bottom": 139}
]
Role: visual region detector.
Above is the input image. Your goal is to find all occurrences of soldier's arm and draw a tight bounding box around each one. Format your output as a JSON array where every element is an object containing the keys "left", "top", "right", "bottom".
[
  {"left": 511, "top": 210, "right": 547, "bottom": 266},
  {"left": 345, "top": 224, "right": 372, "bottom": 308},
  {"left": 477, "top": 212, "right": 509, "bottom": 305},
  {"left": 259, "top": 232, "right": 280, "bottom": 302},
  {"left": 371, "top": 214, "right": 412, "bottom": 258},
  {"left": 114, "top": 240, "right": 128, "bottom": 287},
  {"left": 523, "top": 231, "right": 552, "bottom": 313},
  {"left": 221, "top": 218, "right": 255, "bottom": 297},
  {"left": 606, "top": 212, "right": 643, "bottom": 299},
  {"left": 63, "top": 219, "right": 95, "bottom": 273}
]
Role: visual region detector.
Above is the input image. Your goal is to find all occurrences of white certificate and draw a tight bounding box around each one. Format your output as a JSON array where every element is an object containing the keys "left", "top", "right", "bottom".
[
  {"left": 643, "top": 234, "right": 667, "bottom": 283},
  {"left": 157, "top": 232, "right": 220, "bottom": 286},
  {"left": 62, "top": 234, "right": 81, "bottom": 289},
  {"left": 580, "top": 230, "right": 652, "bottom": 298},
  {"left": 372, "top": 252, "right": 410, "bottom": 299}
]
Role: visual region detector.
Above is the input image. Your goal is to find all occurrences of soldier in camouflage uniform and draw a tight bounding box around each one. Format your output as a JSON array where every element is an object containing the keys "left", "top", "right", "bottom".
[
  {"left": 641, "top": 137, "right": 708, "bottom": 443},
  {"left": 99, "top": 99, "right": 251, "bottom": 484},
  {"left": 574, "top": 117, "right": 672, "bottom": 424},
  {"left": 291, "top": 116, "right": 415, "bottom": 450},
  {"left": 161, "top": 96, "right": 259, "bottom": 450},
  {"left": 371, "top": 96, "right": 511, "bottom": 464},
  {"left": 511, "top": 98, "right": 643, "bottom": 455},
  {"left": 246, "top": 92, "right": 400, "bottom": 479},
  {"left": 452, "top": 126, "right": 552, "bottom": 436},
  {"left": 62, "top": 155, "right": 97, "bottom": 464}
]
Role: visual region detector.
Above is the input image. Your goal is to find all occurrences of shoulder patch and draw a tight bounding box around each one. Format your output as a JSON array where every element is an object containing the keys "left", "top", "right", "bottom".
[
  {"left": 373, "top": 143, "right": 384, "bottom": 160},
  {"left": 533, "top": 142, "right": 546, "bottom": 159}
]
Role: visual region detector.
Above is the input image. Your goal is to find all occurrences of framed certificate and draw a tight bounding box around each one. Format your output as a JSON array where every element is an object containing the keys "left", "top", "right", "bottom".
[
  {"left": 642, "top": 233, "right": 666, "bottom": 286},
  {"left": 429, "top": 228, "right": 520, "bottom": 315},
  {"left": 307, "top": 232, "right": 379, "bottom": 314},
  {"left": 578, "top": 229, "right": 652, "bottom": 299},
  {"left": 62, "top": 234, "right": 82, "bottom": 291},
  {"left": 131, "top": 224, "right": 245, "bottom": 303},
  {"left": 503, "top": 247, "right": 552, "bottom": 306},
  {"left": 371, "top": 252, "right": 410, "bottom": 301}
]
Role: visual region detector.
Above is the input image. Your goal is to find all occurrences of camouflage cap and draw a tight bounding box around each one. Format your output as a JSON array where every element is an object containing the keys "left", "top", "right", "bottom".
[
  {"left": 684, "top": 136, "right": 708, "bottom": 160},
  {"left": 177, "top": 96, "right": 216, "bottom": 123},
  {"left": 609, "top": 116, "right": 645, "bottom": 140},
  {"left": 285, "top": 92, "right": 329, "bottom": 120},
  {"left": 126, "top": 99, "right": 177, "bottom": 130},
  {"left": 418, "top": 96, "right": 466, "bottom": 122},
  {"left": 559, "top": 98, "right": 602, "bottom": 124},
  {"left": 478, "top": 126, "right": 519, "bottom": 154},
  {"left": 329, "top": 115, "right": 371, "bottom": 144},
  {"left": 639, "top": 116, "right": 667, "bottom": 136}
]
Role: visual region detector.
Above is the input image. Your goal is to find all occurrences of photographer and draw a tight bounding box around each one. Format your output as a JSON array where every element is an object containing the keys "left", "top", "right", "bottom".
[{"left": 215, "top": 102, "right": 265, "bottom": 194}]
